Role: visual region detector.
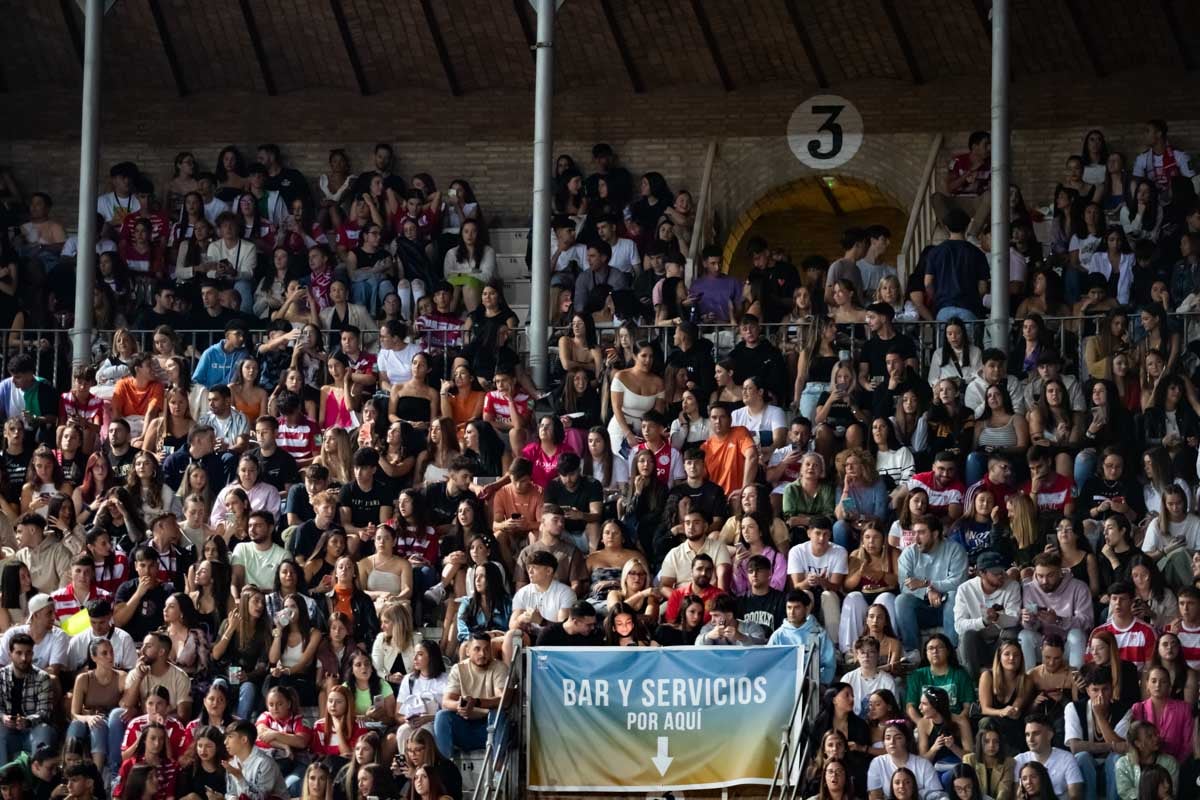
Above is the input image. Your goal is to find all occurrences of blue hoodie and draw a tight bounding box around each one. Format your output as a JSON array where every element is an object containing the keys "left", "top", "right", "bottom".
[
  {"left": 192, "top": 342, "right": 247, "bottom": 389},
  {"left": 768, "top": 615, "right": 835, "bottom": 684}
]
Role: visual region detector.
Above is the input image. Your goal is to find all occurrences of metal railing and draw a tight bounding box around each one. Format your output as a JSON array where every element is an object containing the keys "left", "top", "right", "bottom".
[
  {"left": 686, "top": 140, "right": 719, "bottom": 284},
  {"left": 474, "top": 640, "right": 525, "bottom": 800},
  {"left": 766, "top": 644, "right": 823, "bottom": 800},
  {"left": 897, "top": 133, "right": 945, "bottom": 293}
]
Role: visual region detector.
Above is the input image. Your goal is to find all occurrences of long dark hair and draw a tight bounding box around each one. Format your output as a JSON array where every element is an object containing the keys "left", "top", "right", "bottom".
[
  {"left": 0, "top": 563, "right": 34, "bottom": 610},
  {"left": 123, "top": 764, "right": 157, "bottom": 800},
  {"left": 407, "top": 640, "right": 446, "bottom": 682},
  {"left": 463, "top": 562, "right": 509, "bottom": 627},
  {"left": 455, "top": 219, "right": 490, "bottom": 262},
  {"left": 582, "top": 424, "right": 614, "bottom": 486},
  {"left": 1017, "top": 760, "right": 1057, "bottom": 800},
  {"left": 214, "top": 146, "right": 247, "bottom": 183}
]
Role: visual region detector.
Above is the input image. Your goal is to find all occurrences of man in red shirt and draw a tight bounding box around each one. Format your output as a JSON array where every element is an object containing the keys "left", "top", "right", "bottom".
[
  {"left": 50, "top": 556, "right": 111, "bottom": 621},
  {"left": 931, "top": 131, "right": 992, "bottom": 237},
  {"left": 117, "top": 176, "right": 171, "bottom": 249},
  {"left": 965, "top": 454, "right": 1016, "bottom": 523},
  {"left": 1022, "top": 445, "right": 1074, "bottom": 517},
  {"left": 1091, "top": 581, "right": 1156, "bottom": 670},
  {"left": 633, "top": 410, "right": 682, "bottom": 488},
  {"left": 908, "top": 451, "right": 966, "bottom": 524},
  {"left": 664, "top": 554, "right": 726, "bottom": 624},
  {"left": 1166, "top": 588, "right": 1200, "bottom": 670}
]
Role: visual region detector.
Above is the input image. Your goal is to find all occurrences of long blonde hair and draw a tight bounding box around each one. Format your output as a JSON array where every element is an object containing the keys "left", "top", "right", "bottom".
[
  {"left": 381, "top": 601, "right": 413, "bottom": 650},
  {"left": 619, "top": 557, "right": 651, "bottom": 597},
  {"left": 314, "top": 428, "right": 352, "bottom": 484},
  {"left": 1006, "top": 493, "right": 1038, "bottom": 550}
]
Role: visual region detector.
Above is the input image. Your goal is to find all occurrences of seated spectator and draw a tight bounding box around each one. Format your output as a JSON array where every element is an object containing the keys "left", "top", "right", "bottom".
[
  {"left": 832, "top": 447, "right": 890, "bottom": 550},
  {"left": 222, "top": 719, "right": 288, "bottom": 800},
  {"left": 841, "top": 635, "right": 898, "bottom": 717},
  {"left": 14, "top": 512, "right": 73, "bottom": 595},
  {"left": 695, "top": 591, "right": 766, "bottom": 646},
  {"left": 928, "top": 318, "right": 983, "bottom": 386},
  {"left": 953, "top": 550, "right": 1021, "bottom": 676},
  {"left": 865, "top": 719, "right": 943, "bottom": 800},
  {"left": 663, "top": 553, "right": 724, "bottom": 625},
  {"left": 767, "top": 589, "right": 834, "bottom": 684},
  {"left": 1086, "top": 628, "right": 1142, "bottom": 718},
  {"left": 0, "top": 632, "right": 55, "bottom": 762},
  {"left": 907, "top": 453, "right": 966, "bottom": 525},
  {"left": 434, "top": 633, "right": 507, "bottom": 759},
  {"left": 508, "top": 550, "right": 575, "bottom": 642},
  {"left": 534, "top": 601, "right": 602, "bottom": 647},
  {"left": 914, "top": 685, "right": 972, "bottom": 789},
  {"left": 1131, "top": 666, "right": 1192, "bottom": 765},
  {"left": 1013, "top": 714, "right": 1083, "bottom": 800},
  {"left": 895, "top": 515, "right": 967, "bottom": 661},
  {"left": 1065, "top": 665, "right": 1133, "bottom": 800},
  {"left": 1113, "top": 721, "right": 1177, "bottom": 800},
  {"left": 787, "top": 515, "right": 848, "bottom": 641}
]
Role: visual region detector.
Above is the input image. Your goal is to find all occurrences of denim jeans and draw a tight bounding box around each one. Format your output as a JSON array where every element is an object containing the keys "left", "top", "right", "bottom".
[
  {"left": 351, "top": 274, "right": 396, "bottom": 315},
  {"left": 107, "top": 707, "right": 130, "bottom": 773},
  {"left": 237, "top": 680, "right": 261, "bottom": 721},
  {"left": 1020, "top": 627, "right": 1087, "bottom": 670},
  {"left": 965, "top": 451, "right": 988, "bottom": 487},
  {"left": 1074, "top": 448, "right": 1097, "bottom": 496},
  {"left": 233, "top": 279, "right": 254, "bottom": 313},
  {"left": 1074, "top": 751, "right": 1120, "bottom": 800},
  {"left": 66, "top": 718, "right": 108, "bottom": 760},
  {"left": 895, "top": 590, "right": 958, "bottom": 650},
  {"left": 433, "top": 708, "right": 505, "bottom": 759},
  {"left": 0, "top": 724, "right": 56, "bottom": 763}
]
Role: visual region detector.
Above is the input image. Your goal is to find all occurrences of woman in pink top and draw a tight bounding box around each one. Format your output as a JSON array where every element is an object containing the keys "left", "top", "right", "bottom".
[
  {"left": 520, "top": 416, "right": 571, "bottom": 489},
  {"left": 319, "top": 352, "right": 355, "bottom": 431},
  {"left": 1133, "top": 665, "right": 1195, "bottom": 763}
]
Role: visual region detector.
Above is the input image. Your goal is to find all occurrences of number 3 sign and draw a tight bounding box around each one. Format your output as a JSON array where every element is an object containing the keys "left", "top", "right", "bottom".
[{"left": 787, "top": 95, "right": 863, "bottom": 169}]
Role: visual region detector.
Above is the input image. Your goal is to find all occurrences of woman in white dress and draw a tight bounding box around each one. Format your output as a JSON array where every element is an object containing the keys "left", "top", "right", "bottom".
[{"left": 606, "top": 340, "right": 665, "bottom": 457}]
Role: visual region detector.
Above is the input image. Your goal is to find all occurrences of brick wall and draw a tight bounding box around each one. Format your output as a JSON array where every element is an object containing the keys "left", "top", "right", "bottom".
[{"left": 5, "top": 75, "right": 1200, "bottom": 260}]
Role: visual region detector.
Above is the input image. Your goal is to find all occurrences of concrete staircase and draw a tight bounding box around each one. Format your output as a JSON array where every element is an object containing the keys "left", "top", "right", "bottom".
[{"left": 491, "top": 227, "right": 532, "bottom": 323}]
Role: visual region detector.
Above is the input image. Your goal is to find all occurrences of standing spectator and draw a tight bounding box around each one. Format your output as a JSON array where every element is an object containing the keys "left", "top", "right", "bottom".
[
  {"left": 910, "top": 208, "right": 990, "bottom": 323},
  {"left": 824, "top": 228, "right": 868, "bottom": 305},
  {"left": 933, "top": 131, "right": 992, "bottom": 238},
  {"left": 689, "top": 246, "right": 741, "bottom": 324}
]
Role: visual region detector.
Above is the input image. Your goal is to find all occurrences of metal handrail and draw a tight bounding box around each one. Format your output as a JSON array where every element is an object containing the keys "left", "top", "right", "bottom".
[
  {"left": 473, "top": 640, "right": 525, "bottom": 800},
  {"left": 686, "top": 140, "right": 719, "bottom": 283},
  {"left": 766, "top": 644, "right": 822, "bottom": 800},
  {"left": 898, "top": 133, "right": 945, "bottom": 292}
]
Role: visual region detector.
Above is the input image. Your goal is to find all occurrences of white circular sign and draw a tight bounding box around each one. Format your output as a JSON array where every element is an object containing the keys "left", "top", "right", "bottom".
[{"left": 787, "top": 94, "right": 863, "bottom": 169}]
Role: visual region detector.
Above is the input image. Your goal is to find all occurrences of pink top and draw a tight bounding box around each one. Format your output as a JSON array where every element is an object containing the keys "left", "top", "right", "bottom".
[
  {"left": 521, "top": 442, "right": 562, "bottom": 489},
  {"left": 1132, "top": 698, "right": 1194, "bottom": 763},
  {"left": 323, "top": 389, "right": 353, "bottom": 430}
]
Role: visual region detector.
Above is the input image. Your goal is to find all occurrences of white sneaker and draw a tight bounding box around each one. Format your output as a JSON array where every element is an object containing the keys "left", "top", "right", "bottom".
[{"left": 903, "top": 649, "right": 921, "bottom": 665}]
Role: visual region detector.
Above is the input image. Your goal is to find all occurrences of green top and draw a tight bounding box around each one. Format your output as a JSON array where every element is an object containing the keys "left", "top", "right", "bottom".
[
  {"left": 905, "top": 665, "right": 976, "bottom": 714},
  {"left": 782, "top": 481, "right": 836, "bottom": 519},
  {"left": 350, "top": 680, "right": 394, "bottom": 715}
]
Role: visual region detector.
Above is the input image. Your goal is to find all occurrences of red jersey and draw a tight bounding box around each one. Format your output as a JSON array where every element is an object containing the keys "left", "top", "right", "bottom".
[
  {"left": 121, "top": 714, "right": 191, "bottom": 754},
  {"left": 119, "top": 211, "right": 171, "bottom": 245},
  {"left": 634, "top": 439, "right": 679, "bottom": 487},
  {"left": 50, "top": 583, "right": 111, "bottom": 621},
  {"left": 1022, "top": 474, "right": 1073, "bottom": 513},
  {"left": 278, "top": 416, "right": 318, "bottom": 460},
  {"left": 254, "top": 711, "right": 312, "bottom": 751},
  {"left": 947, "top": 153, "right": 991, "bottom": 195},
  {"left": 908, "top": 472, "right": 966, "bottom": 519},
  {"left": 1176, "top": 621, "right": 1200, "bottom": 670},
  {"left": 483, "top": 391, "right": 530, "bottom": 427},
  {"left": 60, "top": 390, "right": 105, "bottom": 427},
  {"left": 94, "top": 553, "right": 129, "bottom": 596},
  {"left": 311, "top": 718, "right": 368, "bottom": 757},
  {"left": 335, "top": 221, "right": 363, "bottom": 252},
  {"left": 391, "top": 523, "right": 439, "bottom": 564},
  {"left": 664, "top": 583, "right": 725, "bottom": 624},
  {"left": 1090, "top": 618, "right": 1157, "bottom": 669},
  {"left": 416, "top": 311, "right": 464, "bottom": 352}
]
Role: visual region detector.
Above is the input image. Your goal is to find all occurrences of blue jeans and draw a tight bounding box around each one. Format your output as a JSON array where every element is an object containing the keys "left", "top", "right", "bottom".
[
  {"left": 234, "top": 279, "right": 254, "bottom": 313},
  {"left": 237, "top": 681, "right": 260, "bottom": 721},
  {"left": 799, "top": 382, "right": 830, "bottom": 422},
  {"left": 832, "top": 520, "right": 857, "bottom": 550},
  {"left": 433, "top": 709, "right": 505, "bottom": 759},
  {"left": 351, "top": 275, "right": 395, "bottom": 315},
  {"left": 1075, "top": 751, "right": 1120, "bottom": 800},
  {"left": 107, "top": 707, "right": 130, "bottom": 773},
  {"left": 1074, "top": 448, "right": 1097, "bottom": 495},
  {"left": 965, "top": 452, "right": 988, "bottom": 487},
  {"left": 67, "top": 718, "right": 108, "bottom": 760},
  {"left": 0, "top": 724, "right": 56, "bottom": 763},
  {"left": 895, "top": 590, "right": 958, "bottom": 651}
]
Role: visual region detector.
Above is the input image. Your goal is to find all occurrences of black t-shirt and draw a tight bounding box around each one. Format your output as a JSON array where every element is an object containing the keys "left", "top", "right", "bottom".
[
  {"left": 422, "top": 481, "right": 471, "bottom": 527},
  {"left": 728, "top": 340, "right": 788, "bottom": 406},
  {"left": 666, "top": 480, "right": 729, "bottom": 522},
  {"left": 133, "top": 307, "right": 186, "bottom": 334},
  {"left": 738, "top": 589, "right": 787, "bottom": 631},
  {"left": 105, "top": 445, "right": 141, "bottom": 480},
  {"left": 114, "top": 579, "right": 175, "bottom": 642},
  {"left": 177, "top": 764, "right": 226, "bottom": 800},
  {"left": 0, "top": 448, "right": 29, "bottom": 502},
  {"left": 338, "top": 480, "right": 393, "bottom": 527},
  {"left": 859, "top": 332, "right": 918, "bottom": 383},
  {"left": 1078, "top": 476, "right": 1146, "bottom": 519},
  {"left": 665, "top": 341, "right": 716, "bottom": 398},
  {"left": 249, "top": 446, "right": 300, "bottom": 491},
  {"left": 535, "top": 621, "right": 603, "bottom": 647},
  {"left": 287, "top": 519, "right": 331, "bottom": 561},
  {"left": 264, "top": 167, "right": 310, "bottom": 205},
  {"left": 544, "top": 477, "right": 603, "bottom": 533},
  {"left": 284, "top": 483, "right": 314, "bottom": 521}
]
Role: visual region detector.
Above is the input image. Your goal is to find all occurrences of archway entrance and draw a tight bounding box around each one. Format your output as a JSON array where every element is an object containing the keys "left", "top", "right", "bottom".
[{"left": 722, "top": 175, "right": 908, "bottom": 278}]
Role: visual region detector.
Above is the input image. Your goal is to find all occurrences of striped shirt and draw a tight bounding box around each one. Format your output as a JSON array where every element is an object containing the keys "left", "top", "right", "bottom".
[
  {"left": 1177, "top": 621, "right": 1200, "bottom": 670},
  {"left": 277, "top": 416, "right": 317, "bottom": 459},
  {"left": 1093, "top": 618, "right": 1157, "bottom": 669},
  {"left": 49, "top": 583, "right": 112, "bottom": 621},
  {"left": 59, "top": 390, "right": 105, "bottom": 426}
]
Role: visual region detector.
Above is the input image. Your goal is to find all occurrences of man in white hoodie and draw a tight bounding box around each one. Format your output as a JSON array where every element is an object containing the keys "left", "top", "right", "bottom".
[
  {"left": 964, "top": 348, "right": 1026, "bottom": 417},
  {"left": 953, "top": 550, "right": 1022, "bottom": 676}
]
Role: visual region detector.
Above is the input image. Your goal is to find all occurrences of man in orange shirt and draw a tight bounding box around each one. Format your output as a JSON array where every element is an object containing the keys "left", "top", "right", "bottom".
[
  {"left": 112, "top": 354, "right": 164, "bottom": 440},
  {"left": 700, "top": 402, "right": 759, "bottom": 498},
  {"left": 491, "top": 457, "right": 543, "bottom": 557}
]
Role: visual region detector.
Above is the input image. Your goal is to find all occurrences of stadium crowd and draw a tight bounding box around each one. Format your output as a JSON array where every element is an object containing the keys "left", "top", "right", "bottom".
[{"left": 0, "top": 120, "right": 1195, "bottom": 800}]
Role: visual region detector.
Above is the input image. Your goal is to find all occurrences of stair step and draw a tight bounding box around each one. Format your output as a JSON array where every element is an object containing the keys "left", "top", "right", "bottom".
[
  {"left": 496, "top": 253, "right": 527, "bottom": 279},
  {"left": 490, "top": 227, "right": 529, "bottom": 256}
]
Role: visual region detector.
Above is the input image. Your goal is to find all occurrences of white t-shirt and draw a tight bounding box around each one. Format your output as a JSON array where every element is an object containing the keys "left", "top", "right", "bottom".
[
  {"left": 590, "top": 455, "right": 629, "bottom": 491},
  {"left": 786, "top": 541, "right": 849, "bottom": 579},
  {"left": 554, "top": 244, "right": 589, "bottom": 273},
  {"left": 0, "top": 625, "right": 69, "bottom": 670},
  {"left": 731, "top": 404, "right": 788, "bottom": 448},
  {"left": 842, "top": 668, "right": 897, "bottom": 717},
  {"left": 607, "top": 238, "right": 641, "bottom": 274},
  {"left": 1012, "top": 748, "right": 1083, "bottom": 799},
  {"left": 866, "top": 753, "right": 941, "bottom": 798},
  {"left": 204, "top": 196, "right": 232, "bottom": 222},
  {"left": 1133, "top": 148, "right": 1195, "bottom": 182},
  {"left": 1064, "top": 702, "right": 1131, "bottom": 754},
  {"left": 1142, "top": 514, "right": 1200, "bottom": 553},
  {"left": 511, "top": 581, "right": 577, "bottom": 619},
  {"left": 96, "top": 192, "right": 141, "bottom": 224},
  {"left": 231, "top": 542, "right": 289, "bottom": 590},
  {"left": 376, "top": 343, "right": 422, "bottom": 385}
]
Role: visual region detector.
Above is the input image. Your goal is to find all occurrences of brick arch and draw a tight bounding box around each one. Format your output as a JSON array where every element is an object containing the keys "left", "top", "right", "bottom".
[
  {"left": 710, "top": 133, "right": 934, "bottom": 272},
  {"left": 720, "top": 174, "right": 908, "bottom": 273}
]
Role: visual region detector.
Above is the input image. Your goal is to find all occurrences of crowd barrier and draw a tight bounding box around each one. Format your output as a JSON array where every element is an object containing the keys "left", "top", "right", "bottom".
[{"left": 5, "top": 309, "right": 1197, "bottom": 397}]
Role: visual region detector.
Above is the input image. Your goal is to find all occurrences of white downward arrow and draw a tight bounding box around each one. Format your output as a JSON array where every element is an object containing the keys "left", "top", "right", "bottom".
[{"left": 651, "top": 736, "right": 673, "bottom": 776}]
